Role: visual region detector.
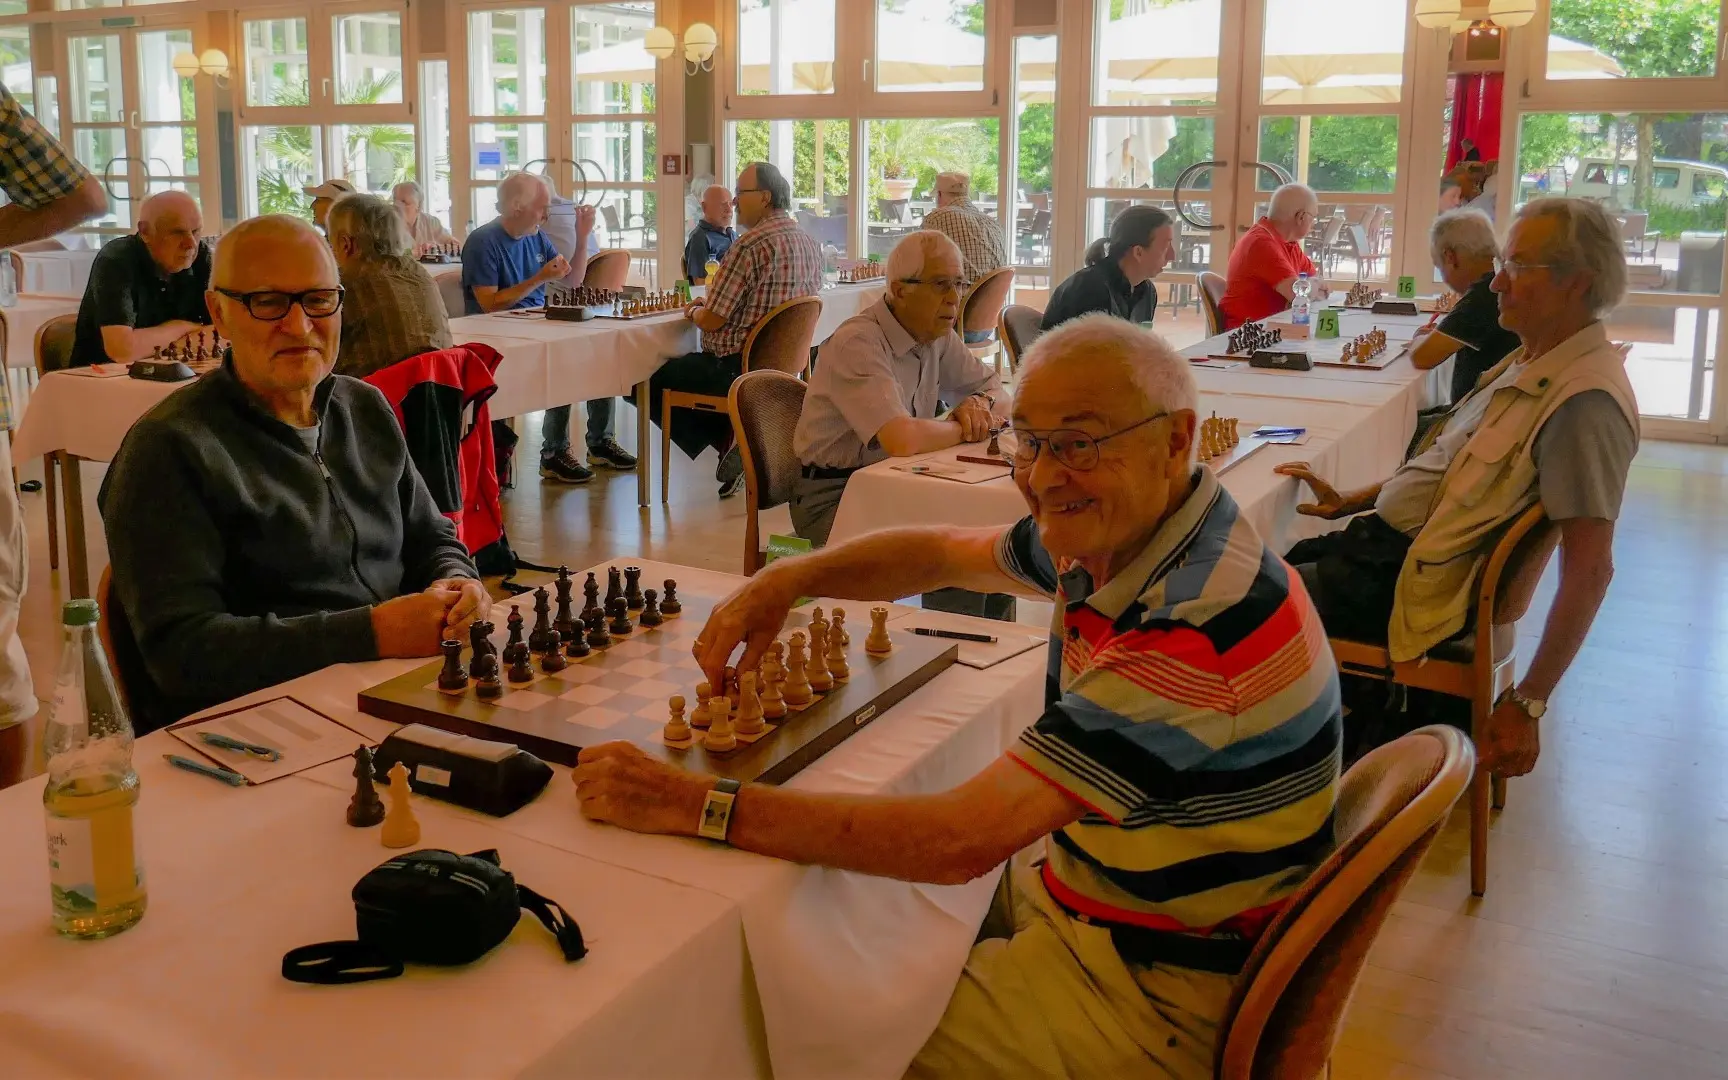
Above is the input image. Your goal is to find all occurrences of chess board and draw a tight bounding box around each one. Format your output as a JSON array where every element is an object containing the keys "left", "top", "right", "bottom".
[
  {"left": 1304, "top": 340, "right": 1401, "bottom": 370},
  {"left": 1197, "top": 433, "right": 1277, "bottom": 474},
  {"left": 357, "top": 572, "right": 959, "bottom": 784}
]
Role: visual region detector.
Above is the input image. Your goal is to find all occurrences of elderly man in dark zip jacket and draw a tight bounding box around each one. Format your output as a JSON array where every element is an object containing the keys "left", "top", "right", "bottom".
[{"left": 99, "top": 214, "right": 488, "bottom": 729}]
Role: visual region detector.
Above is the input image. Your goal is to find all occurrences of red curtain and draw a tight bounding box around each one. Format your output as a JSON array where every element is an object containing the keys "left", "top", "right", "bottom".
[{"left": 1446, "top": 73, "right": 1504, "bottom": 172}]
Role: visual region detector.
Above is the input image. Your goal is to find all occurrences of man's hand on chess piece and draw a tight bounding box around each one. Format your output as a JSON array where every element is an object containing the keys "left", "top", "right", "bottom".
[
  {"left": 951, "top": 395, "right": 994, "bottom": 442},
  {"left": 693, "top": 566, "right": 802, "bottom": 690},
  {"left": 371, "top": 591, "right": 464, "bottom": 658},
  {"left": 1273, "top": 461, "right": 1353, "bottom": 519},
  {"left": 429, "top": 576, "right": 491, "bottom": 637},
  {"left": 535, "top": 254, "right": 572, "bottom": 285},
  {"left": 571, "top": 741, "right": 708, "bottom": 835}
]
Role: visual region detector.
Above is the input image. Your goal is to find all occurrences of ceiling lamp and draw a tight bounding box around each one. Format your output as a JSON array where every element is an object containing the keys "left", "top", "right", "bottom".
[
  {"left": 683, "top": 22, "right": 718, "bottom": 73},
  {"left": 643, "top": 26, "right": 676, "bottom": 60},
  {"left": 1488, "top": 0, "right": 1536, "bottom": 28},
  {"left": 1413, "top": 0, "right": 1462, "bottom": 30}
]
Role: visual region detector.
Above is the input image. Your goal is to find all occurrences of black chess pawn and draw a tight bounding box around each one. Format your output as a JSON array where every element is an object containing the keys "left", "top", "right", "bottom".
[
  {"left": 581, "top": 572, "right": 602, "bottom": 624},
  {"left": 660, "top": 579, "right": 681, "bottom": 616},
  {"left": 539, "top": 640, "right": 567, "bottom": 673},
  {"left": 585, "top": 610, "right": 612, "bottom": 649},
  {"left": 624, "top": 566, "right": 644, "bottom": 610},
  {"left": 640, "top": 589, "right": 664, "bottom": 627},
  {"left": 529, "top": 586, "right": 557, "bottom": 653},
  {"left": 605, "top": 566, "right": 623, "bottom": 609},
  {"left": 437, "top": 639, "right": 468, "bottom": 691},
  {"left": 508, "top": 649, "right": 534, "bottom": 684},
  {"left": 608, "top": 597, "right": 633, "bottom": 636},
  {"left": 503, "top": 606, "right": 527, "bottom": 665},
  {"left": 473, "top": 652, "right": 503, "bottom": 698},
  {"left": 565, "top": 629, "right": 591, "bottom": 658}
]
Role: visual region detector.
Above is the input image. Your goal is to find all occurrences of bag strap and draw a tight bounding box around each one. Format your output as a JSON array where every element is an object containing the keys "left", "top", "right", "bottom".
[
  {"left": 518, "top": 884, "right": 587, "bottom": 962},
  {"left": 281, "top": 941, "right": 405, "bottom": 985}
]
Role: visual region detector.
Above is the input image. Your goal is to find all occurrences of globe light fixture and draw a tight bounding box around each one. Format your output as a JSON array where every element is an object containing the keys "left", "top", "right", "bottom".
[
  {"left": 643, "top": 26, "right": 676, "bottom": 60},
  {"left": 1414, "top": 0, "right": 1462, "bottom": 30},
  {"left": 683, "top": 22, "right": 718, "bottom": 73},
  {"left": 1488, "top": 0, "right": 1536, "bottom": 28}
]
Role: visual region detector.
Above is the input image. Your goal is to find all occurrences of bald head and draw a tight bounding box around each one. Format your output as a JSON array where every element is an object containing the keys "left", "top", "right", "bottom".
[
  {"left": 212, "top": 215, "right": 336, "bottom": 289},
  {"left": 497, "top": 172, "right": 552, "bottom": 238},
  {"left": 700, "top": 184, "right": 733, "bottom": 229},
  {"left": 137, "top": 190, "right": 204, "bottom": 274},
  {"left": 208, "top": 215, "right": 342, "bottom": 417},
  {"left": 1267, "top": 183, "right": 1318, "bottom": 242}
]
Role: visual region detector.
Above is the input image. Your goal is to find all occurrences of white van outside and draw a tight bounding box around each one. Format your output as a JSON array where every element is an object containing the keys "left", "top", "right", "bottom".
[{"left": 1567, "top": 157, "right": 1728, "bottom": 209}]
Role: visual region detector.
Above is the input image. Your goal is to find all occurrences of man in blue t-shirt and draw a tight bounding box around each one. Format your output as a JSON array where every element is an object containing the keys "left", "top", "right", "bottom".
[{"left": 463, "top": 173, "right": 633, "bottom": 483}]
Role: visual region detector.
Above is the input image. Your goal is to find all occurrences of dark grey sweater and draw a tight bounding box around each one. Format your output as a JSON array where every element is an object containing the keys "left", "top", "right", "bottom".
[{"left": 98, "top": 362, "right": 478, "bottom": 721}]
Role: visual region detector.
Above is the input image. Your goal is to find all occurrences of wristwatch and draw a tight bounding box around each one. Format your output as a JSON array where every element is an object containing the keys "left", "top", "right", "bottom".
[
  {"left": 1506, "top": 687, "right": 1548, "bottom": 720},
  {"left": 697, "top": 777, "right": 743, "bottom": 842}
]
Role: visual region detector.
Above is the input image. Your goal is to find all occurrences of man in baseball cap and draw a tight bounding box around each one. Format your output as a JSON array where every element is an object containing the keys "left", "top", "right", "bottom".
[{"left": 303, "top": 178, "right": 357, "bottom": 233}]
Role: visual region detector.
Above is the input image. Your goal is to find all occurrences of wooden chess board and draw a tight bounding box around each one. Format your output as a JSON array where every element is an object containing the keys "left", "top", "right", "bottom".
[
  {"left": 357, "top": 570, "right": 958, "bottom": 783},
  {"left": 1210, "top": 338, "right": 1401, "bottom": 370}
]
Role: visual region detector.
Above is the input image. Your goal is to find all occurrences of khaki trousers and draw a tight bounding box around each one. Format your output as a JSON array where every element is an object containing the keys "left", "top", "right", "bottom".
[{"left": 905, "top": 865, "right": 1235, "bottom": 1079}]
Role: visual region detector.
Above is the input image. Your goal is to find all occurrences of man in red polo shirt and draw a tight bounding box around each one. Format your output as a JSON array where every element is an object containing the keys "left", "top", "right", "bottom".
[{"left": 1219, "top": 183, "right": 1321, "bottom": 329}]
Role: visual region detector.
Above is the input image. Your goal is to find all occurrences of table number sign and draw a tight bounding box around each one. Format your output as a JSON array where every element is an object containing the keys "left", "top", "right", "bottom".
[
  {"left": 1316, "top": 307, "right": 1341, "bottom": 339},
  {"left": 1397, "top": 276, "right": 1417, "bottom": 299}
]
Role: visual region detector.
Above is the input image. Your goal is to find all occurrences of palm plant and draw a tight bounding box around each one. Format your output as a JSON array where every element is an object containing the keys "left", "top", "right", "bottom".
[{"left": 254, "top": 71, "right": 416, "bottom": 217}]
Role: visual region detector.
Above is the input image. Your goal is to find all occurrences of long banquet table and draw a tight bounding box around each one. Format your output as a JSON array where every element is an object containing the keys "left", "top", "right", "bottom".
[{"left": 0, "top": 559, "right": 1043, "bottom": 1080}]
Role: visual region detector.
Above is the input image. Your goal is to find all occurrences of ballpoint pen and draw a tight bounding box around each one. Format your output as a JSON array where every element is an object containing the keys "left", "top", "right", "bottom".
[
  {"left": 198, "top": 731, "right": 282, "bottom": 762},
  {"left": 913, "top": 627, "right": 999, "bottom": 644},
  {"left": 164, "top": 754, "right": 248, "bottom": 786}
]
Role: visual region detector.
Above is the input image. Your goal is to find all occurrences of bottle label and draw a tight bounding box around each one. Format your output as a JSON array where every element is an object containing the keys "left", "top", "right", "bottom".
[{"left": 46, "top": 800, "right": 141, "bottom": 911}]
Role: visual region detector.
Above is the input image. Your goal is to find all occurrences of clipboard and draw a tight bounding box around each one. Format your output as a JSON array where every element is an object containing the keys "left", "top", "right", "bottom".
[{"left": 167, "top": 695, "right": 371, "bottom": 785}]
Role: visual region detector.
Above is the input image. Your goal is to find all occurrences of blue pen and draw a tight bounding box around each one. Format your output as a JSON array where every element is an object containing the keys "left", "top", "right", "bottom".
[
  {"left": 198, "top": 731, "right": 282, "bottom": 762},
  {"left": 164, "top": 754, "right": 248, "bottom": 786}
]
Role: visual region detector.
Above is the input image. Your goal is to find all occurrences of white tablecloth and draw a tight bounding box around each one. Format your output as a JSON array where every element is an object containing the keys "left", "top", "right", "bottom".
[
  {"left": 14, "top": 249, "right": 95, "bottom": 297},
  {"left": 0, "top": 558, "right": 1043, "bottom": 1080},
  {"left": 1, "top": 295, "right": 80, "bottom": 370}
]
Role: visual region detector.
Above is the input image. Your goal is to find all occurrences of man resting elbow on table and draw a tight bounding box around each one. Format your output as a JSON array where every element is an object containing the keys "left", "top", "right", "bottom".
[
  {"left": 1405, "top": 208, "right": 1520, "bottom": 405},
  {"left": 573, "top": 316, "right": 1342, "bottom": 1078},
  {"left": 98, "top": 216, "right": 489, "bottom": 732},
  {"left": 70, "top": 190, "right": 214, "bottom": 367},
  {"left": 789, "top": 230, "right": 1006, "bottom": 546}
]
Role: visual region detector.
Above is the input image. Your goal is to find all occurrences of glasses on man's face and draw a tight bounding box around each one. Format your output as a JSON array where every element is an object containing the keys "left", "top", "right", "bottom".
[
  {"left": 995, "top": 413, "right": 1169, "bottom": 472},
  {"left": 216, "top": 287, "right": 345, "bottom": 321},
  {"left": 733, "top": 187, "right": 766, "bottom": 203},
  {"left": 1493, "top": 256, "right": 1561, "bottom": 281},
  {"left": 899, "top": 276, "right": 963, "bottom": 295}
]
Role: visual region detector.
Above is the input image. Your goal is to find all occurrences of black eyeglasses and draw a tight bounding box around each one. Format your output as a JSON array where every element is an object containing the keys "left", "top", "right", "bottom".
[
  {"left": 899, "top": 276, "right": 964, "bottom": 294},
  {"left": 215, "top": 287, "right": 345, "bottom": 321},
  {"left": 996, "top": 413, "right": 1169, "bottom": 472}
]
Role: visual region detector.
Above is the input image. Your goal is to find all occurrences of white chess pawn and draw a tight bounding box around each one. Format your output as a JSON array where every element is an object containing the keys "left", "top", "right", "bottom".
[
  {"left": 735, "top": 672, "right": 765, "bottom": 736},
  {"left": 704, "top": 700, "right": 737, "bottom": 753},
  {"left": 761, "top": 664, "right": 787, "bottom": 719},
  {"left": 690, "top": 681, "right": 714, "bottom": 729},
  {"left": 826, "top": 626, "right": 849, "bottom": 682},
  {"left": 664, "top": 695, "right": 692, "bottom": 743}
]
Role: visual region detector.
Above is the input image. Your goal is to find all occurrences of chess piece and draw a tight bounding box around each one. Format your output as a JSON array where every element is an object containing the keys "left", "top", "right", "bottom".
[
  {"left": 661, "top": 579, "right": 682, "bottom": 615},
  {"left": 605, "top": 565, "right": 624, "bottom": 609},
  {"left": 508, "top": 648, "right": 534, "bottom": 684},
  {"left": 380, "top": 762, "right": 421, "bottom": 849},
  {"left": 639, "top": 589, "right": 664, "bottom": 627},
  {"left": 691, "top": 681, "right": 714, "bottom": 728},
  {"left": 664, "top": 695, "right": 692, "bottom": 744},
  {"left": 474, "top": 653, "right": 503, "bottom": 698},
  {"left": 704, "top": 700, "right": 737, "bottom": 753},
  {"left": 468, "top": 620, "right": 495, "bottom": 680},
  {"left": 783, "top": 632, "right": 814, "bottom": 706},
  {"left": 608, "top": 597, "right": 633, "bottom": 636},
  {"left": 736, "top": 672, "right": 765, "bottom": 735},
  {"left": 553, "top": 566, "right": 577, "bottom": 643},
  {"left": 624, "top": 566, "right": 644, "bottom": 610},
  {"left": 986, "top": 429, "right": 1001, "bottom": 457},
  {"left": 1228, "top": 418, "right": 1239, "bottom": 447},
  {"left": 827, "top": 627, "right": 849, "bottom": 682},
  {"left": 565, "top": 627, "right": 591, "bottom": 658},
  {"left": 437, "top": 639, "right": 468, "bottom": 691},
  {"left": 504, "top": 606, "right": 527, "bottom": 665},
  {"left": 724, "top": 666, "right": 740, "bottom": 715},
  {"left": 761, "top": 663, "right": 787, "bottom": 719},
  {"left": 529, "top": 587, "right": 557, "bottom": 653},
  {"left": 585, "top": 610, "right": 612, "bottom": 649},
  {"left": 866, "top": 607, "right": 893, "bottom": 656},
  {"left": 539, "top": 636, "right": 567, "bottom": 672},
  {"left": 807, "top": 622, "right": 834, "bottom": 692},
  {"left": 832, "top": 608, "right": 850, "bottom": 649},
  {"left": 582, "top": 572, "right": 603, "bottom": 624},
  {"left": 346, "top": 746, "right": 385, "bottom": 827}
]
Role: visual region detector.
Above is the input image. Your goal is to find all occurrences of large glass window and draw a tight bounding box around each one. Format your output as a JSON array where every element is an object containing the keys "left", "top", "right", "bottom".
[
  {"left": 1013, "top": 34, "right": 1054, "bottom": 289},
  {"left": 244, "top": 124, "right": 319, "bottom": 218},
  {"left": 245, "top": 17, "right": 311, "bottom": 108},
  {"left": 592, "top": 187, "right": 657, "bottom": 250},
  {"left": 420, "top": 60, "right": 452, "bottom": 228},
  {"left": 874, "top": 0, "right": 985, "bottom": 94},
  {"left": 573, "top": 121, "right": 656, "bottom": 184},
  {"left": 864, "top": 117, "right": 999, "bottom": 235},
  {"left": 739, "top": 0, "right": 835, "bottom": 96},
  {"left": 334, "top": 11, "right": 404, "bottom": 105},
  {"left": 469, "top": 9, "right": 547, "bottom": 117},
  {"left": 1090, "top": 116, "right": 1214, "bottom": 189},
  {"left": 69, "top": 34, "right": 124, "bottom": 124},
  {"left": 1093, "top": 0, "right": 1221, "bottom": 107},
  {"left": 1261, "top": 0, "right": 1404, "bottom": 106},
  {"left": 1547, "top": 0, "right": 1717, "bottom": 83},
  {"left": 1257, "top": 115, "right": 1398, "bottom": 193},
  {"left": 333, "top": 123, "right": 415, "bottom": 192},
  {"left": 0, "top": 24, "right": 31, "bottom": 112},
  {"left": 730, "top": 119, "right": 852, "bottom": 257},
  {"left": 573, "top": 1, "right": 655, "bottom": 114},
  {"left": 1611, "top": 304, "right": 1718, "bottom": 420}
]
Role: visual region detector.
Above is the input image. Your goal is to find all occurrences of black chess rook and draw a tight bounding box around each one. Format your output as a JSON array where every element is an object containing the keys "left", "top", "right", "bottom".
[
  {"left": 624, "top": 566, "right": 644, "bottom": 610},
  {"left": 437, "top": 640, "right": 468, "bottom": 691}
]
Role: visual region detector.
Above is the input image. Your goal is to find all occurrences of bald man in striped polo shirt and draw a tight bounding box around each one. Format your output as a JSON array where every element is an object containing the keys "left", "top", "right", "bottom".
[{"left": 570, "top": 314, "right": 1341, "bottom": 1078}]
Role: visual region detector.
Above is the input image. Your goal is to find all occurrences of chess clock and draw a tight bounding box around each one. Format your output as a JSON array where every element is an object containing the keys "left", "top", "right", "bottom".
[
  {"left": 1248, "top": 349, "right": 1313, "bottom": 371},
  {"left": 129, "top": 358, "right": 197, "bottom": 382}
]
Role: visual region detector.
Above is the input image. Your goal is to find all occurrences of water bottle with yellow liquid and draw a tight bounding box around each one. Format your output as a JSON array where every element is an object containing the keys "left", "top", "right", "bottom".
[
  {"left": 43, "top": 599, "right": 146, "bottom": 939},
  {"left": 704, "top": 256, "right": 720, "bottom": 282}
]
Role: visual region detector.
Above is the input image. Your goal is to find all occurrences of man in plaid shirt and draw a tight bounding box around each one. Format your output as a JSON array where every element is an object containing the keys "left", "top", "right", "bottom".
[
  {"left": 0, "top": 83, "right": 106, "bottom": 786},
  {"left": 651, "top": 161, "right": 821, "bottom": 497},
  {"left": 922, "top": 172, "right": 1007, "bottom": 341}
]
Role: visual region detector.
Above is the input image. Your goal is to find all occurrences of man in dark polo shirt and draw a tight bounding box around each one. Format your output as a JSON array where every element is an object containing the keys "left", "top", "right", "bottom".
[
  {"left": 1407, "top": 208, "right": 1520, "bottom": 403},
  {"left": 570, "top": 315, "right": 1341, "bottom": 1077},
  {"left": 71, "top": 190, "right": 212, "bottom": 366}
]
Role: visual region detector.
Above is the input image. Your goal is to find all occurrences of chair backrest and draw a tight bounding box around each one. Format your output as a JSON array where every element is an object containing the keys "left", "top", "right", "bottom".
[
  {"left": 36, "top": 313, "right": 78, "bottom": 376},
  {"left": 1617, "top": 211, "right": 1649, "bottom": 242},
  {"left": 436, "top": 270, "right": 466, "bottom": 319},
  {"left": 96, "top": 565, "right": 172, "bottom": 734},
  {"left": 1346, "top": 224, "right": 1371, "bottom": 259},
  {"left": 876, "top": 198, "right": 909, "bottom": 223},
  {"left": 1321, "top": 216, "right": 1346, "bottom": 247},
  {"left": 1480, "top": 503, "right": 1559, "bottom": 626},
  {"left": 729, "top": 370, "right": 807, "bottom": 512},
  {"left": 599, "top": 204, "right": 624, "bottom": 234},
  {"left": 998, "top": 304, "right": 1043, "bottom": 375},
  {"left": 1198, "top": 271, "right": 1228, "bottom": 336},
  {"left": 741, "top": 295, "right": 823, "bottom": 376},
  {"left": 961, "top": 266, "right": 1015, "bottom": 335},
  {"left": 583, "top": 248, "right": 631, "bottom": 291},
  {"left": 1215, "top": 724, "right": 1474, "bottom": 1080}
]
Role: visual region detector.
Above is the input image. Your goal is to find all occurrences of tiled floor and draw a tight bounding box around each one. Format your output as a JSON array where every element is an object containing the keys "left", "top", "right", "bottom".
[{"left": 11, "top": 406, "right": 1728, "bottom": 1077}]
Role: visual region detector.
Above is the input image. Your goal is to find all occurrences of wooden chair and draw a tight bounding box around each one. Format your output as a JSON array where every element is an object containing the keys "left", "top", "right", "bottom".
[
  {"left": 1214, "top": 724, "right": 1475, "bottom": 1079},
  {"left": 96, "top": 565, "right": 170, "bottom": 733},
  {"left": 997, "top": 304, "right": 1043, "bottom": 379},
  {"left": 1328, "top": 503, "right": 1559, "bottom": 897},
  {"left": 35, "top": 315, "right": 78, "bottom": 572},
  {"left": 661, "top": 295, "right": 823, "bottom": 503},
  {"left": 583, "top": 249, "right": 631, "bottom": 291},
  {"left": 1198, "top": 271, "right": 1228, "bottom": 336},
  {"left": 960, "top": 266, "right": 1015, "bottom": 370},
  {"left": 727, "top": 371, "right": 808, "bottom": 574}
]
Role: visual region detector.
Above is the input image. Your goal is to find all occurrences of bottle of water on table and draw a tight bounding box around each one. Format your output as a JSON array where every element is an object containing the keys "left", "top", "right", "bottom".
[
  {"left": 1291, "top": 272, "right": 1312, "bottom": 329},
  {"left": 0, "top": 250, "right": 16, "bottom": 308}
]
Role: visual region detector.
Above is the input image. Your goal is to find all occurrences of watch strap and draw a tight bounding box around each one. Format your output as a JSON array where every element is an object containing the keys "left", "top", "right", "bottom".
[{"left": 697, "top": 777, "right": 743, "bottom": 842}]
